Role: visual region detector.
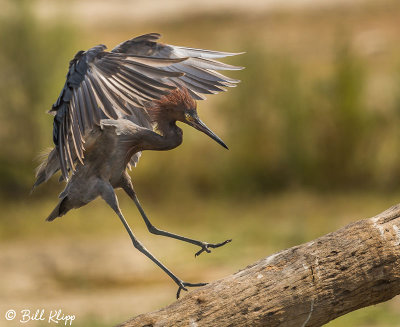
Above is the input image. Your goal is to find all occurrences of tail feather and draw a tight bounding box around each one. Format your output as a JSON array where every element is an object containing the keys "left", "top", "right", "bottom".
[
  {"left": 46, "top": 197, "right": 70, "bottom": 221},
  {"left": 32, "top": 148, "right": 60, "bottom": 191}
]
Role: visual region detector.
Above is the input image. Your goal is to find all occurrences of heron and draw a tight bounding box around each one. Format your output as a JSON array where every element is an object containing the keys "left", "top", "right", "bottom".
[{"left": 32, "top": 33, "right": 243, "bottom": 298}]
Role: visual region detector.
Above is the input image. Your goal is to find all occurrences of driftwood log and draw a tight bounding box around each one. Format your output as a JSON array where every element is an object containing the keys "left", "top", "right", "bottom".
[{"left": 119, "top": 204, "right": 400, "bottom": 327}]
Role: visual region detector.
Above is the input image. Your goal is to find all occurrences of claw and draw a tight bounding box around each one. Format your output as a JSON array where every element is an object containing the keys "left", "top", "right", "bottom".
[
  {"left": 195, "top": 239, "right": 232, "bottom": 257},
  {"left": 176, "top": 283, "right": 188, "bottom": 299},
  {"left": 176, "top": 281, "right": 207, "bottom": 299}
]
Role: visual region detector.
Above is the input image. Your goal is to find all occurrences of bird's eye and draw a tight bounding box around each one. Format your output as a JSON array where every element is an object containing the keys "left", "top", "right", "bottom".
[{"left": 185, "top": 112, "right": 195, "bottom": 122}]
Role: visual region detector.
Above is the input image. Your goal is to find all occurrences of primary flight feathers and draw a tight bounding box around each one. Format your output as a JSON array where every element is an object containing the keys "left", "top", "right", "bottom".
[{"left": 50, "top": 33, "right": 243, "bottom": 180}]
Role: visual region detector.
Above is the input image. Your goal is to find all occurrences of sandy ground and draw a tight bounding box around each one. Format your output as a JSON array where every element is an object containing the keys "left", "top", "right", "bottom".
[{"left": 0, "top": 234, "right": 234, "bottom": 326}]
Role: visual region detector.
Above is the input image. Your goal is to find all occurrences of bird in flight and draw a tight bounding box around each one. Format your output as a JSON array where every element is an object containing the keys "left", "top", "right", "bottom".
[{"left": 33, "top": 33, "right": 243, "bottom": 298}]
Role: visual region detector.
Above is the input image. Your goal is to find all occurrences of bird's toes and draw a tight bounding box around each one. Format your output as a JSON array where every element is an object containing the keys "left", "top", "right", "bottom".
[
  {"left": 195, "top": 243, "right": 211, "bottom": 257},
  {"left": 176, "top": 282, "right": 207, "bottom": 299},
  {"left": 194, "top": 239, "right": 232, "bottom": 257},
  {"left": 176, "top": 284, "right": 188, "bottom": 299},
  {"left": 213, "top": 239, "right": 232, "bottom": 248}
]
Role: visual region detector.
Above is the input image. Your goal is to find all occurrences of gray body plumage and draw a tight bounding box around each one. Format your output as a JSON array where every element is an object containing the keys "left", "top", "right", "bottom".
[{"left": 47, "top": 116, "right": 182, "bottom": 221}]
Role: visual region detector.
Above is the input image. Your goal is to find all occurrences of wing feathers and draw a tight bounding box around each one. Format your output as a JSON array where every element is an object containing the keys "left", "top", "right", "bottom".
[
  {"left": 87, "top": 71, "right": 119, "bottom": 119},
  {"left": 84, "top": 77, "right": 103, "bottom": 124},
  {"left": 118, "top": 65, "right": 176, "bottom": 90},
  {"left": 51, "top": 34, "right": 243, "bottom": 180},
  {"left": 72, "top": 93, "right": 86, "bottom": 133},
  {"left": 185, "top": 57, "right": 243, "bottom": 71},
  {"left": 110, "top": 54, "right": 187, "bottom": 67},
  {"left": 82, "top": 78, "right": 101, "bottom": 125},
  {"left": 68, "top": 106, "right": 84, "bottom": 165},
  {"left": 58, "top": 120, "right": 68, "bottom": 179},
  {"left": 173, "top": 46, "right": 244, "bottom": 59},
  {"left": 63, "top": 118, "right": 75, "bottom": 173}
]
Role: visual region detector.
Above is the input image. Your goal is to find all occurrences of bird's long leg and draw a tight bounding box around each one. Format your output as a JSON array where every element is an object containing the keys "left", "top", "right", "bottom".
[
  {"left": 122, "top": 180, "right": 231, "bottom": 257},
  {"left": 100, "top": 181, "right": 206, "bottom": 298}
]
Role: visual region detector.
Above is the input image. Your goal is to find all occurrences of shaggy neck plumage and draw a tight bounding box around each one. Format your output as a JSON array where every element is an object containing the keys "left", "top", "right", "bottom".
[{"left": 152, "top": 118, "right": 183, "bottom": 151}]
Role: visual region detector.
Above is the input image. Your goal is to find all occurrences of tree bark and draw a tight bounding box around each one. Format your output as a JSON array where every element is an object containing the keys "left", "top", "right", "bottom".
[{"left": 118, "top": 204, "right": 400, "bottom": 327}]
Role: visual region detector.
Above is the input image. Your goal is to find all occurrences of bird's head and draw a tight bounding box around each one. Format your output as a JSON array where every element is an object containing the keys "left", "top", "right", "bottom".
[{"left": 151, "top": 88, "right": 228, "bottom": 149}]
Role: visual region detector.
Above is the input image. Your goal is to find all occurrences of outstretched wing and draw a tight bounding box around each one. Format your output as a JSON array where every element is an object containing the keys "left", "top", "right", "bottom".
[
  {"left": 51, "top": 44, "right": 186, "bottom": 179},
  {"left": 52, "top": 33, "right": 243, "bottom": 180},
  {"left": 112, "top": 33, "right": 244, "bottom": 100}
]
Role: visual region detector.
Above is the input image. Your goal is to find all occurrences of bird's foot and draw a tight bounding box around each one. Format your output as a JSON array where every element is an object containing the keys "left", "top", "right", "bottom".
[
  {"left": 176, "top": 281, "right": 207, "bottom": 299},
  {"left": 195, "top": 239, "right": 232, "bottom": 257}
]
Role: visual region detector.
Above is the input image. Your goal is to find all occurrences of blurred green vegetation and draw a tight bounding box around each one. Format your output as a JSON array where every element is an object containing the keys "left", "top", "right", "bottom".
[
  {"left": 1, "top": 2, "right": 400, "bottom": 199},
  {"left": 216, "top": 41, "right": 374, "bottom": 193},
  {"left": 0, "top": 0, "right": 75, "bottom": 196}
]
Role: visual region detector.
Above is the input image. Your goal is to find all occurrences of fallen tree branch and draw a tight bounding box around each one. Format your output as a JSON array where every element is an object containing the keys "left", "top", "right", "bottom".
[{"left": 119, "top": 204, "right": 400, "bottom": 327}]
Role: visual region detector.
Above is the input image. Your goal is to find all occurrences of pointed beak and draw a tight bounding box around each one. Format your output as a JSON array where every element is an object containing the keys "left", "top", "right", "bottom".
[{"left": 184, "top": 113, "right": 228, "bottom": 149}]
